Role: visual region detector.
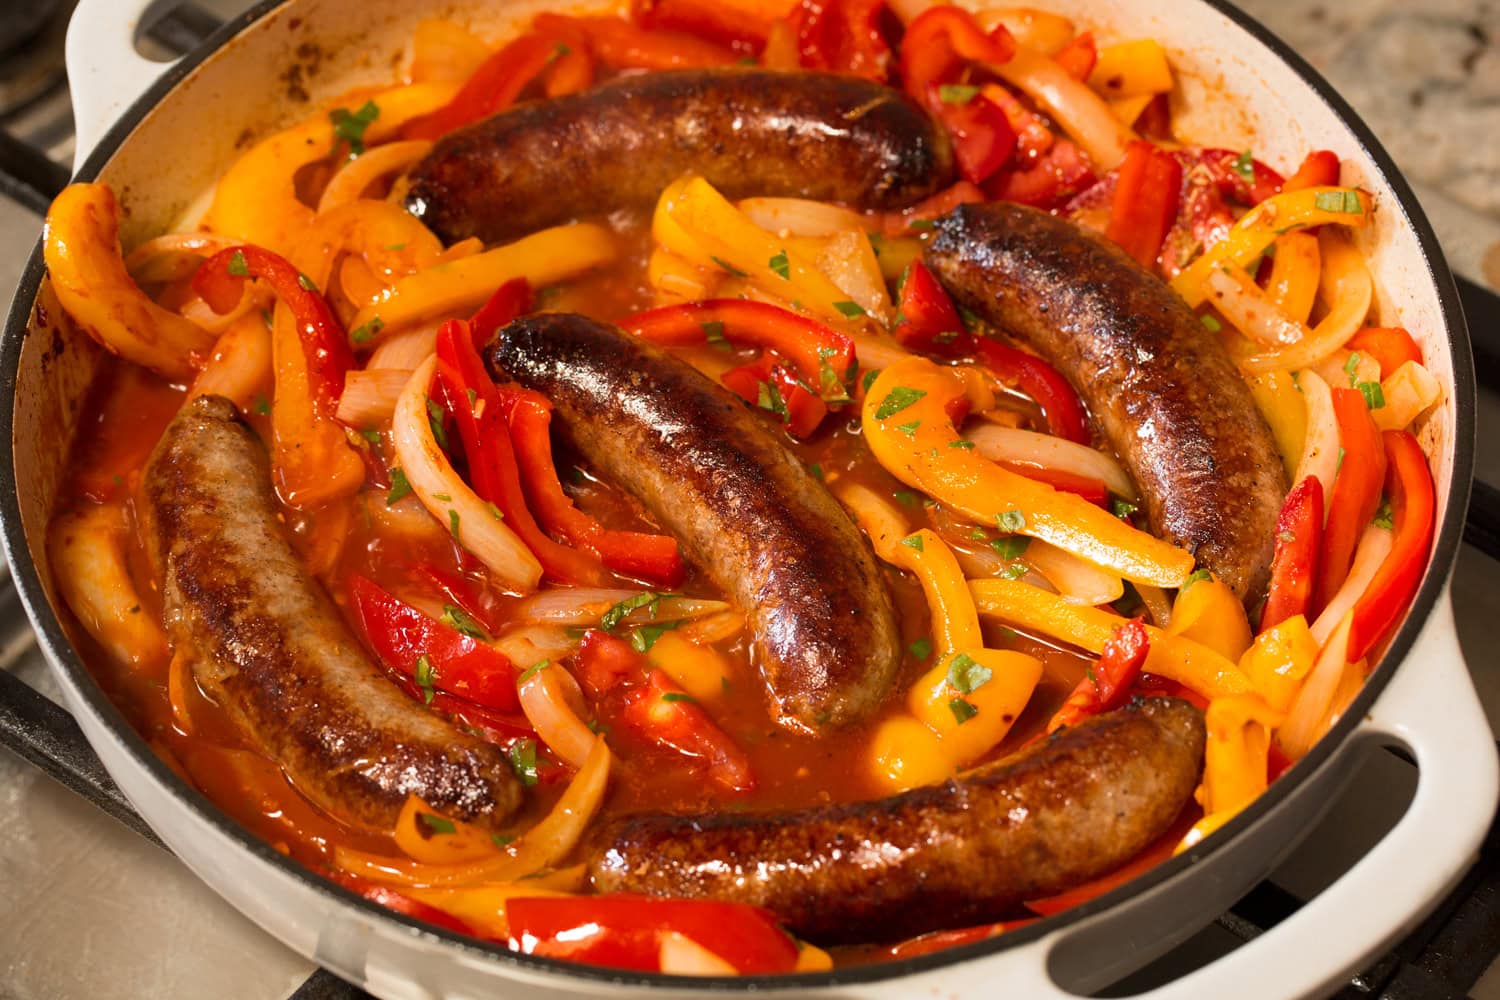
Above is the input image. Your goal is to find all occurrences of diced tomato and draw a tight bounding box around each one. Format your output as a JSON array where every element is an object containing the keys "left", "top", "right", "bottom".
[{"left": 1106, "top": 141, "right": 1183, "bottom": 268}]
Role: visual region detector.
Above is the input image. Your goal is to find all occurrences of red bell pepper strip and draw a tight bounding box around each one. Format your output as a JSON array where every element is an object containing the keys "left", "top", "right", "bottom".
[
  {"left": 892, "top": 260, "right": 972, "bottom": 357},
  {"left": 1052, "top": 31, "right": 1097, "bottom": 80},
  {"left": 1024, "top": 807, "right": 1197, "bottom": 916},
  {"left": 1260, "top": 476, "right": 1324, "bottom": 631},
  {"left": 1132, "top": 673, "right": 1210, "bottom": 711},
  {"left": 632, "top": 0, "right": 772, "bottom": 53},
  {"left": 900, "top": 6, "right": 1015, "bottom": 115},
  {"left": 347, "top": 574, "right": 520, "bottom": 712},
  {"left": 507, "top": 895, "right": 799, "bottom": 973},
  {"left": 507, "top": 393, "right": 686, "bottom": 586},
  {"left": 194, "top": 245, "right": 353, "bottom": 417},
  {"left": 1346, "top": 327, "right": 1423, "bottom": 379},
  {"left": 1282, "top": 149, "right": 1340, "bottom": 192},
  {"left": 532, "top": 13, "right": 738, "bottom": 70},
  {"left": 786, "top": 0, "right": 892, "bottom": 80},
  {"left": 719, "top": 354, "right": 829, "bottom": 439},
  {"left": 972, "top": 337, "right": 1092, "bottom": 444},
  {"left": 622, "top": 670, "right": 756, "bottom": 792},
  {"left": 1196, "top": 148, "right": 1285, "bottom": 206},
  {"left": 1316, "top": 388, "right": 1388, "bottom": 613},
  {"left": 983, "top": 137, "right": 1095, "bottom": 210},
  {"left": 401, "top": 32, "right": 564, "bottom": 140},
  {"left": 542, "top": 40, "right": 596, "bottom": 98},
  {"left": 575, "top": 629, "right": 646, "bottom": 698},
  {"left": 469, "top": 278, "right": 532, "bottom": 348},
  {"left": 1046, "top": 617, "right": 1150, "bottom": 733},
  {"left": 432, "top": 691, "right": 534, "bottom": 746},
  {"left": 416, "top": 563, "right": 503, "bottom": 635},
  {"left": 433, "top": 321, "right": 609, "bottom": 585},
  {"left": 1348, "top": 431, "right": 1435, "bottom": 661},
  {"left": 997, "top": 463, "right": 1109, "bottom": 506},
  {"left": 933, "top": 89, "right": 1017, "bottom": 185},
  {"left": 880, "top": 920, "right": 1035, "bottom": 960},
  {"left": 1105, "top": 141, "right": 1184, "bottom": 268},
  {"left": 620, "top": 299, "right": 856, "bottom": 404},
  {"left": 326, "top": 870, "right": 475, "bottom": 936}
]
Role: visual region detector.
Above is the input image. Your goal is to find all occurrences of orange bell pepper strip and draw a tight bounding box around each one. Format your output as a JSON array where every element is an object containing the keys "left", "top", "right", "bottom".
[
  {"left": 786, "top": 0, "right": 892, "bottom": 80},
  {"left": 972, "top": 337, "right": 1091, "bottom": 444},
  {"left": 718, "top": 353, "right": 830, "bottom": 439},
  {"left": 1282, "top": 149, "right": 1341, "bottom": 191},
  {"left": 632, "top": 0, "right": 773, "bottom": 53},
  {"left": 1106, "top": 140, "right": 1183, "bottom": 268},
  {"left": 1316, "top": 388, "right": 1387, "bottom": 613},
  {"left": 532, "top": 13, "right": 738, "bottom": 70},
  {"left": 864, "top": 358, "right": 1193, "bottom": 586},
  {"left": 1347, "top": 327, "right": 1423, "bottom": 379},
  {"left": 1347, "top": 431, "right": 1435, "bottom": 661},
  {"left": 401, "top": 32, "right": 566, "bottom": 140},
  {"left": 1052, "top": 31, "right": 1097, "bottom": 80},
  {"left": 1260, "top": 476, "right": 1324, "bottom": 631},
  {"left": 1198, "top": 694, "right": 1285, "bottom": 820},
  {"left": 1046, "top": 617, "right": 1149, "bottom": 733}
]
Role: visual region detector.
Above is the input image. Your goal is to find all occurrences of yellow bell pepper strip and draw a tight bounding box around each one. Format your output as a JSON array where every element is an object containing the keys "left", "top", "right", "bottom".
[
  {"left": 1238, "top": 614, "right": 1318, "bottom": 713},
  {"left": 1233, "top": 228, "right": 1374, "bottom": 374},
  {"left": 1171, "top": 186, "right": 1372, "bottom": 308},
  {"left": 863, "top": 358, "right": 1194, "bottom": 587},
  {"left": 868, "top": 714, "right": 951, "bottom": 793},
  {"left": 347, "top": 222, "right": 616, "bottom": 335},
  {"left": 885, "top": 529, "right": 983, "bottom": 653},
  {"left": 1244, "top": 370, "right": 1306, "bottom": 481},
  {"left": 1264, "top": 230, "right": 1321, "bottom": 324},
  {"left": 1177, "top": 693, "right": 1286, "bottom": 852},
  {"left": 1087, "top": 39, "right": 1173, "bottom": 99},
  {"left": 392, "top": 796, "right": 502, "bottom": 865},
  {"left": 44, "top": 184, "right": 216, "bottom": 381},
  {"left": 1166, "top": 573, "right": 1252, "bottom": 662},
  {"left": 969, "top": 578, "right": 1253, "bottom": 701}
]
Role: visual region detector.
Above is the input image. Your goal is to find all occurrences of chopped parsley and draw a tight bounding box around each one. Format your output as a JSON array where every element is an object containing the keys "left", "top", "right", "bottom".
[
  {"left": 709, "top": 255, "right": 747, "bottom": 277},
  {"left": 630, "top": 620, "right": 683, "bottom": 653},
  {"left": 413, "top": 655, "right": 436, "bottom": 705},
  {"left": 507, "top": 738, "right": 539, "bottom": 786},
  {"left": 862, "top": 368, "right": 882, "bottom": 394},
  {"left": 816, "top": 347, "right": 852, "bottom": 403},
  {"left": 1233, "top": 149, "right": 1255, "bottom": 181},
  {"left": 875, "top": 386, "right": 927, "bottom": 420},
  {"left": 990, "top": 535, "right": 1030, "bottom": 560},
  {"left": 938, "top": 84, "right": 980, "bottom": 104},
  {"left": 350, "top": 316, "right": 383, "bottom": 344},
  {"left": 1358, "top": 380, "right": 1386, "bottom": 409},
  {"left": 833, "top": 300, "right": 866, "bottom": 318},
  {"left": 386, "top": 468, "right": 413, "bottom": 504},
  {"left": 440, "top": 605, "right": 487, "bottom": 640},
  {"left": 1183, "top": 568, "right": 1213, "bottom": 590},
  {"left": 600, "top": 592, "right": 669, "bottom": 631},
  {"left": 297, "top": 272, "right": 318, "bottom": 292},
  {"left": 807, "top": 462, "right": 824, "bottom": 480},
  {"left": 447, "top": 510, "right": 461, "bottom": 539},
  {"left": 417, "top": 812, "right": 455, "bottom": 836},
  {"left": 948, "top": 698, "right": 979, "bottom": 725},
  {"left": 491, "top": 833, "right": 515, "bottom": 848},
  {"left": 701, "top": 320, "right": 730, "bottom": 351},
  {"left": 1111, "top": 498, "right": 1138, "bottom": 520},
  {"left": 900, "top": 533, "right": 924, "bottom": 552},
  {"left": 359, "top": 428, "right": 381, "bottom": 444},
  {"left": 1200, "top": 313, "right": 1222, "bottom": 333},
  {"left": 485, "top": 501, "right": 504, "bottom": 521},
  {"left": 756, "top": 380, "right": 789, "bottom": 420},
  {"left": 892, "top": 490, "right": 921, "bottom": 507},
  {"left": 896, "top": 420, "right": 921, "bottom": 436},
  {"left": 517, "top": 659, "right": 550, "bottom": 684},
  {"left": 946, "top": 652, "right": 992, "bottom": 694},
  {"left": 426, "top": 397, "right": 449, "bottom": 450},
  {"left": 950, "top": 438, "right": 975, "bottom": 450},
  {"left": 1314, "top": 190, "right": 1363, "bottom": 214},
  {"left": 768, "top": 250, "right": 791, "bottom": 280},
  {"left": 1344, "top": 352, "right": 1362, "bottom": 384},
  {"left": 227, "top": 250, "right": 249, "bottom": 277},
  {"left": 997, "top": 508, "right": 1026, "bottom": 533},
  {"left": 330, "top": 99, "right": 380, "bottom": 157},
  {"left": 661, "top": 692, "right": 697, "bottom": 704},
  {"left": 909, "top": 637, "right": 933, "bottom": 660},
  {"left": 999, "top": 562, "right": 1029, "bottom": 580},
  {"left": 253, "top": 395, "right": 271, "bottom": 416},
  {"left": 1373, "top": 500, "right": 1394, "bottom": 530},
  {"left": 908, "top": 218, "right": 936, "bottom": 231}
]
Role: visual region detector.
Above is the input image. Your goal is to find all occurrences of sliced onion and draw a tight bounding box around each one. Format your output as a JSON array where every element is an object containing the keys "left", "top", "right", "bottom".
[
  {"left": 817, "top": 230, "right": 893, "bottom": 325},
  {"left": 317, "top": 139, "right": 433, "bottom": 212},
  {"left": 492, "top": 625, "right": 579, "bottom": 665},
  {"left": 675, "top": 609, "right": 746, "bottom": 645},
  {"left": 513, "top": 588, "right": 730, "bottom": 626},
  {"left": 737, "top": 197, "right": 867, "bottom": 238},
  {"left": 1374, "top": 360, "right": 1440, "bottom": 432},
  {"left": 989, "top": 47, "right": 1132, "bottom": 170},
  {"left": 333, "top": 736, "right": 611, "bottom": 888},
  {"left": 974, "top": 7, "right": 1077, "bottom": 55},
  {"left": 367, "top": 321, "right": 440, "bottom": 368},
  {"left": 519, "top": 663, "right": 596, "bottom": 769},
  {"left": 1135, "top": 583, "right": 1174, "bottom": 628},
  {"left": 1278, "top": 613, "right": 1354, "bottom": 760},
  {"left": 125, "top": 232, "right": 245, "bottom": 284},
  {"left": 1236, "top": 229, "right": 1373, "bottom": 373},
  {"left": 1026, "top": 539, "right": 1124, "bottom": 606},
  {"left": 963, "top": 424, "right": 1135, "bottom": 500},
  {"left": 48, "top": 503, "right": 168, "bottom": 671},
  {"left": 1291, "top": 369, "right": 1338, "bottom": 505},
  {"left": 1310, "top": 523, "right": 1393, "bottom": 645},
  {"left": 1206, "top": 267, "right": 1307, "bottom": 347},
  {"left": 949, "top": 541, "right": 1055, "bottom": 591},
  {"left": 336, "top": 367, "right": 412, "bottom": 428},
  {"left": 659, "top": 932, "right": 739, "bottom": 976},
  {"left": 849, "top": 329, "right": 913, "bottom": 373},
  {"left": 392, "top": 357, "right": 543, "bottom": 592},
  {"left": 188, "top": 311, "right": 272, "bottom": 411}
]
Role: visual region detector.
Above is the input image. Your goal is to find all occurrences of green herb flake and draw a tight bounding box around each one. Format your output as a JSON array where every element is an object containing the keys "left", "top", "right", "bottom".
[
  {"left": 701, "top": 320, "right": 730, "bottom": 351},
  {"left": 661, "top": 692, "right": 697, "bottom": 704},
  {"left": 350, "top": 316, "right": 384, "bottom": 344},
  {"left": 892, "top": 490, "right": 920, "bottom": 507},
  {"left": 1200, "top": 314, "right": 1222, "bottom": 333},
  {"left": 946, "top": 652, "right": 993, "bottom": 694},
  {"left": 1373, "top": 500, "right": 1394, "bottom": 530},
  {"left": 807, "top": 462, "right": 824, "bottom": 480},
  {"left": 1344, "top": 352, "right": 1361, "bottom": 384},
  {"left": 418, "top": 812, "right": 456, "bottom": 836},
  {"left": 426, "top": 397, "right": 449, "bottom": 450},
  {"left": 817, "top": 347, "right": 852, "bottom": 403},
  {"left": 909, "top": 637, "right": 933, "bottom": 660},
  {"left": 949, "top": 439, "right": 975, "bottom": 450},
  {"left": 447, "top": 509, "right": 461, "bottom": 539},
  {"left": 600, "top": 592, "right": 670, "bottom": 632},
  {"left": 1337, "top": 445, "right": 1346, "bottom": 474},
  {"left": 227, "top": 249, "right": 249, "bottom": 277},
  {"left": 1183, "top": 568, "right": 1213, "bottom": 590},
  {"left": 1315, "top": 189, "right": 1363, "bottom": 214},
  {"left": 1358, "top": 380, "right": 1386, "bottom": 409},
  {"left": 386, "top": 468, "right": 413, "bottom": 505},
  {"left": 440, "top": 605, "right": 488, "bottom": 640},
  {"left": 948, "top": 698, "right": 979, "bottom": 725},
  {"left": 957, "top": 305, "right": 983, "bottom": 331},
  {"left": 938, "top": 83, "right": 980, "bottom": 105},
  {"left": 875, "top": 386, "right": 927, "bottom": 420},
  {"left": 517, "top": 659, "right": 550, "bottom": 684},
  {"left": 253, "top": 395, "right": 272, "bottom": 416},
  {"left": 709, "top": 255, "right": 747, "bottom": 277},
  {"left": 432, "top": 492, "right": 452, "bottom": 502},
  {"left": 630, "top": 620, "right": 683, "bottom": 653},
  {"left": 990, "top": 535, "right": 1030, "bottom": 560},
  {"left": 896, "top": 420, "right": 921, "bottom": 436},
  {"left": 768, "top": 250, "right": 791, "bottom": 280},
  {"left": 297, "top": 272, "right": 318, "bottom": 292},
  {"left": 862, "top": 368, "right": 882, "bottom": 394},
  {"left": 1000, "top": 562, "right": 1028, "bottom": 579},
  {"left": 414, "top": 655, "right": 436, "bottom": 705},
  {"left": 385, "top": 242, "right": 407, "bottom": 252},
  {"left": 485, "top": 501, "right": 504, "bottom": 521},
  {"left": 1233, "top": 149, "right": 1255, "bottom": 181},
  {"left": 833, "top": 300, "right": 866, "bottom": 318},
  {"left": 491, "top": 833, "right": 515, "bottom": 848},
  {"left": 330, "top": 99, "right": 380, "bottom": 157},
  {"left": 756, "top": 380, "right": 789, "bottom": 420},
  {"left": 1111, "top": 498, "right": 1138, "bottom": 520},
  {"left": 997, "top": 508, "right": 1026, "bottom": 533},
  {"left": 908, "top": 218, "right": 936, "bottom": 231},
  {"left": 507, "top": 738, "right": 539, "bottom": 786},
  {"left": 359, "top": 428, "right": 381, "bottom": 444},
  {"left": 900, "top": 533, "right": 925, "bottom": 552}
]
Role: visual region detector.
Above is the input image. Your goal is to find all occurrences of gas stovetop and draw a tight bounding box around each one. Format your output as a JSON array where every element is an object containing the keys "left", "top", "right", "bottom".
[{"left": 2, "top": 3, "right": 1499, "bottom": 998}]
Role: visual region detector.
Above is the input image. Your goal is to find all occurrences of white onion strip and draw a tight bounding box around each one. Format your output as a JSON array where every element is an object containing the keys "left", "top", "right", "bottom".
[
  {"left": 1237, "top": 229, "right": 1374, "bottom": 373},
  {"left": 737, "top": 197, "right": 867, "bottom": 237},
  {"left": 1206, "top": 267, "right": 1307, "bottom": 347},
  {"left": 1026, "top": 539, "right": 1124, "bottom": 606},
  {"left": 1292, "top": 370, "right": 1339, "bottom": 506},
  {"left": 1374, "top": 361, "right": 1441, "bottom": 432},
  {"left": 48, "top": 503, "right": 168, "bottom": 671},
  {"left": 988, "top": 47, "right": 1133, "bottom": 170},
  {"left": 392, "top": 356, "right": 542, "bottom": 592},
  {"left": 367, "top": 321, "right": 440, "bottom": 368},
  {"left": 1278, "top": 613, "right": 1354, "bottom": 760},
  {"left": 513, "top": 588, "right": 730, "bottom": 626},
  {"left": 964, "top": 424, "right": 1135, "bottom": 500},
  {"left": 518, "top": 663, "right": 597, "bottom": 770},
  {"left": 1310, "top": 523, "right": 1393, "bottom": 645},
  {"left": 659, "top": 933, "right": 739, "bottom": 976},
  {"left": 336, "top": 368, "right": 412, "bottom": 428},
  {"left": 492, "top": 625, "right": 579, "bottom": 665}
]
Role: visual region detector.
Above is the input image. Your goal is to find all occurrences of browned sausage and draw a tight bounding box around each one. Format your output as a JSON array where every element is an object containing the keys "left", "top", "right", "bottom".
[
  {"left": 405, "top": 68, "right": 954, "bottom": 245},
  {"left": 485, "top": 313, "right": 901, "bottom": 733},
  {"left": 144, "top": 395, "right": 524, "bottom": 833},
  {"left": 588, "top": 697, "right": 1203, "bottom": 943},
  {"left": 924, "top": 203, "right": 1286, "bottom": 602}
]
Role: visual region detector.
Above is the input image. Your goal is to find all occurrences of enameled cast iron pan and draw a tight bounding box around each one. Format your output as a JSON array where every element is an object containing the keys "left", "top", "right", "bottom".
[{"left": 2, "top": 1, "right": 1494, "bottom": 996}]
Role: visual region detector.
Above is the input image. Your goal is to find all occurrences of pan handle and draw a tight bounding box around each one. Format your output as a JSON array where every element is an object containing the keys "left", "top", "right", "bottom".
[{"left": 65, "top": 0, "right": 183, "bottom": 170}]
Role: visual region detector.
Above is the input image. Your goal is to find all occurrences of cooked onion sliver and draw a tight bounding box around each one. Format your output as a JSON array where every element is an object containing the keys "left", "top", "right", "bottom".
[
  {"left": 974, "top": 7, "right": 1076, "bottom": 55},
  {"left": 317, "top": 139, "right": 433, "bottom": 212},
  {"left": 124, "top": 232, "right": 245, "bottom": 284},
  {"left": 1309, "top": 349, "right": 1380, "bottom": 390},
  {"left": 817, "top": 230, "right": 894, "bottom": 324},
  {"left": 659, "top": 932, "right": 740, "bottom": 976},
  {"left": 1236, "top": 229, "right": 1373, "bottom": 373},
  {"left": 392, "top": 357, "right": 543, "bottom": 592},
  {"left": 188, "top": 310, "right": 272, "bottom": 411},
  {"left": 737, "top": 197, "right": 867, "bottom": 238},
  {"left": 988, "top": 47, "right": 1132, "bottom": 170},
  {"left": 519, "top": 664, "right": 597, "bottom": 770},
  {"left": 337, "top": 368, "right": 413, "bottom": 428},
  {"left": 1025, "top": 539, "right": 1124, "bottom": 606},
  {"left": 963, "top": 424, "right": 1135, "bottom": 500},
  {"left": 1374, "top": 361, "right": 1440, "bottom": 432},
  {"left": 1278, "top": 613, "right": 1354, "bottom": 760},
  {"left": 514, "top": 588, "right": 730, "bottom": 626},
  {"left": 48, "top": 503, "right": 168, "bottom": 671},
  {"left": 367, "top": 322, "right": 440, "bottom": 369},
  {"left": 1310, "top": 523, "right": 1393, "bottom": 646},
  {"left": 1206, "top": 268, "right": 1307, "bottom": 347},
  {"left": 1292, "top": 370, "right": 1339, "bottom": 505},
  {"left": 675, "top": 609, "right": 746, "bottom": 645},
  {"left": 1135, "top": 583, "right": 1173, "bottom": 628},
  {"left": 848, "top": 329, "right": 913, "bottom": 372},
  {"left": 492, "top": 625, "right": 579, "bottom": 665}
]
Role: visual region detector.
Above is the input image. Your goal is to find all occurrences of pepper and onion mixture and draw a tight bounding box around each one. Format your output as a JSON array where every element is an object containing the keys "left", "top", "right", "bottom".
[{"left": 43, "top": 0, "right": 1440, "bottom": 976}]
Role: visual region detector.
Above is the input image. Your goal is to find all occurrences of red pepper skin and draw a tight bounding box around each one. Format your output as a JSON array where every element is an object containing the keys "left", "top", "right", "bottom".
[
  {"left": 326, "top": 870, "right": 476, "bottom": 937},
  {"left": 417, "top": 563, "right": 503, "bottom": 635},
  {"left": 1346, "top": 327, "right": 1423, "bottom": 379},
  {"left": 900, "top": 6, "right": 1015, "bottom": 114},
  {"left": 632, "top": 0, "right": 772, "bottom": 53},
  {"left": 347, "top": 574, "right": 520, "bottom": 712},
  {"left": 893, "top": 260, "right": 971, "bottom": 356},
  {"left": 402, "top": 33, "right": 563, "bottom": 140},
  {"left": 1316, "top": 388, "right": 1388, "bottom": 614},
  {"left": 934, "top": 91, "right": 1017, "bottom": 185},
  {"left": 431, "top": 692, "right": 534, "bottom": 746},
  {"left": 1282, "top": 149, "right": 1340, "bottom": 192},
  {"left": 622, "top": 670, "right": 756, "bottom": 792},
  {"left": 997, "top": 463, "right": 1108, "bottom": 506},
  {"left": 507, "top": 394, "right": 686, "bottom": 586},
  {"left": 433, "top": 322, "right": 609, "bottom": 586},
  {"left": 972, "top": 337, "right": 1092, "bottom": 444},
  {"left": 1131, "top": 673, "right": 1210, "bottom": 711},
  {"left": 469, "top": 278, "right": 532, "bottom": 348},
  {"left": 1260, "top": 476, "right": 1325, "bottom": 631},
  {"left": 719, "top": 353, "right": 829, "bottom": 439},
  {"left": 507, "top": 895, "right": 799, "bottom": 974},
  {"left": 1348, "top": 431, "right": 1435, "bottom": 661},
  {"left": 787, "top": 0, "right": 892, "bottom": 80},
  {"left": 1197, "top": 149, "right": 1285, "bottom": 206},
  {"left": 1106, "top": 141, "right": 1184, "bottom": 268},
  {"left": 575, "top": 630, "right": 645, "bottom": 698},
  {"left": 983, "top": 138, "right": 1095, "bottom": 210},
  {"left": 194, "top": 245, "right": 353, "bottom": 417},
  {"left": 1046, "top": 618, "right": 1149, "bottom": 733},
  {"left": 533, "top": 13, "right": 739, "bottom": 70},
  {"left": 1052, "top": 31, "right": 1097, "bottom": 80}
]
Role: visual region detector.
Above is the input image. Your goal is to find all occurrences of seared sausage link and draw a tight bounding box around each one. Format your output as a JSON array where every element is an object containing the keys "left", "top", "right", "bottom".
[
  {"left": 486, "top": 314, "right": 901, "bottom": 733},
  {"left": 924, "top": 203, "right": 1286, "bottom": 602},
  {"left": 406, "top": 68, "right": 954, "bottom": 245},
  {"left": 144, "top": 395, "right": 523, "bottom": 832},
  {"left": 588, "top": 697, "right": 1204, "bottom": 943}
]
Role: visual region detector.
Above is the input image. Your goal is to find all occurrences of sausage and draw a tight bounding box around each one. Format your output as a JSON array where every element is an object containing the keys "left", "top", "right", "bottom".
[
  {"left": 405, "top": 68, "right": 954, "bottom": 245},
  {"left": 144, "top": 395, "right": 524, "bottom": 833},
  {"left": 587, "top": 696, "right": 1204, "bottom": 943},
  {"left": 924, "top": 203, "right": 1287, "bottom": 602},
  {"left": 485, "top": 313, "right": 901, "bottom": 733}
]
